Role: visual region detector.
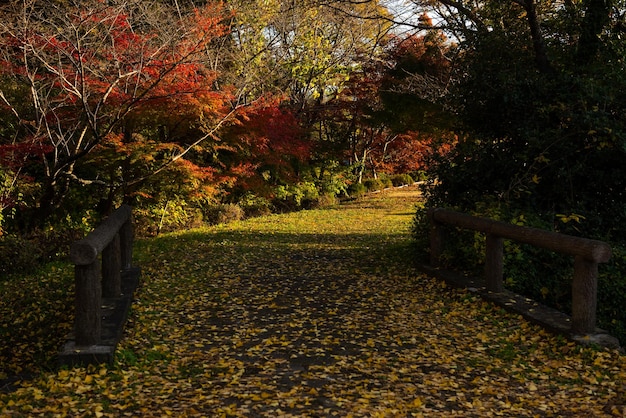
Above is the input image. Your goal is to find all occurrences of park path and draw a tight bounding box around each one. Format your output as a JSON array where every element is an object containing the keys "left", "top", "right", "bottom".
[
  {"left": 118, "top": 185, "right": 624, "bottom": 417},
  {"left": 1, "top": 186, "right": 625, "bottom": 416}
]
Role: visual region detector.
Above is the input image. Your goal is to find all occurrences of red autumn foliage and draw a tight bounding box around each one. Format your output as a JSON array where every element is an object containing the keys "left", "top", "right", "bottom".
[
  {"left": 224, "top": 99, "right": 310, "bottom": 182},
  {"left": 0, "top": 1, "right": 234, "bottom": 223}
]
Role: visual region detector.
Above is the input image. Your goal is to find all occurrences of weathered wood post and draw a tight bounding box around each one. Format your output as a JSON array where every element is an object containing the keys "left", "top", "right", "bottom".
[
  {"left": 70, "top": 205, "right": 132, "bottom": 346},
  {"left": 119, "top": 217, "right": 133, "bottom": 270},
  {"left": 571, "top": 256, "right": 599, "bottom": 335},
  {"left": 74, "top": 261, "right": 101, "bottom": 346},
  {"left": 102, "top": 233, "right": 122, "bottom": 298},
  {"left": 428, "top": 209, "right": 444, "bottom": 268},
  {"left": 485, "top": 234, "right": 504, "bottom": 292}
]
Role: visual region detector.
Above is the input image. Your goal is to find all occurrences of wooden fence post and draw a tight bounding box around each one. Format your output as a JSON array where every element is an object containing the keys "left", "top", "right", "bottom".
[
  {"left": 428, "top": 209, "right": 444, "bottom": 268},
  {"left": 74, "top": 261, "right": 101, "bottom": 346},
  {"left": 571, "top": 256, "right": 598, "bottom": 334},
  {"left": 485, "top": 234, "right": 504, "bottom": 292},
  {"left": 120, "top": 217, "right": 133, "bottom": 270},
  {"left": 102, "top": 233, "right": 121, "bottom": 298}
]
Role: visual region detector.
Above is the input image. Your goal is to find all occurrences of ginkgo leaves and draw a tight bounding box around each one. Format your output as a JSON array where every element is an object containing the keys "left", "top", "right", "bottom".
[{"left": 1, "top": 186, "right": 625, "bottom": 416}]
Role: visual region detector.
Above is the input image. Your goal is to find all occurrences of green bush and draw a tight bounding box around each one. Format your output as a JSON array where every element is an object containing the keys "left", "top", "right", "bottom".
[
  {"left": 363, "top": 178, "right": 384, "bottom": 192},
  {"left": 274, "top": 182, "right": 320, "bottom": 211},
  {"left": 204, "top": 203, "right": 245, "bottom": 225},
  {"left": 33, "top": 228, "right": 85, "bottom": 263},
  {"left": 347, "top": 182, "right": 367, "bottom": 198},
  {"left": 0, "top": 234, "right": 43, "bottom": 278},
  {"left": 135, "top": 198, "right": 203, "bottom": 236},
  {"left": 411, "top": 171, "right": 427, "bottom": 182},
  {"left": 597, "top": 244, "right": 626, "bottom": 344},
  {"left": 238, "top": 193, "right": 273, "bottom": 218},
  {"left": 0, "top": 227, "right": 83, "bottom": 278},
  {"left": 378, "top": 174, "right": 393, "bottom": 189},
  {"left": 391, "top": 174, "right": 414, "bottom": 187},
  {"left": 313, "top": 193, "right": 339, "bottom": 208}
]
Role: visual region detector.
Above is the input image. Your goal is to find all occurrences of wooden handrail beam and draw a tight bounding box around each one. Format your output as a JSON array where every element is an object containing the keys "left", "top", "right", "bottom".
[
  {"left": 70, "top": 205, "right": 132, "bottom": 266},
  {"left": 430, "top": 208, "right": 611, "bottom": 262},
  {"left": 428, "top": 207, "right": 612, "bottom": 335}
]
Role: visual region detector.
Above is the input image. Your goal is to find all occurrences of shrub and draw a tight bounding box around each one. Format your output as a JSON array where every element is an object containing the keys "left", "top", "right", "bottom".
[
  {"left": 32, "top": 228, "right": 84, "bottom": 263},
  {"left": 313, "top": 193, "right": 339, "bottom": 208},
  {"left": 274, "top": 182, "right": 320, "bottom": 211},
  {"left": 378, "top": 174, "right": 393, "bottom": 189},
  {"left": 597, "top": 244, "right": 626, "bottom": 345},
  {"left": 317, "top": 169, "right": 350, "bottom": 199},
  {"left": 347, "top": 182, "right": 367, "bottom": 198},
  {"left": 0, "top": 227, "right": 85, "bottom": 278},
  {"left": 391, "top": 174, "right": 414, "bottom": 187},
  {"left": 363, "top": 178, "right": 384, "bottom": 192},
  {"left": 135, "top": 198, "right": 203, "bottom": 236},
  {"left": 238, "top": 193, "right": 273, "bottom": 218},
  {"left": 0, "top": 234, "right": 42, "bottom": 278},
  {"left": 411, "top": 170, "right": 427, "bottom": 182},
  {"left": 204, "top": 203, "right": 245, "bottom": 225}
]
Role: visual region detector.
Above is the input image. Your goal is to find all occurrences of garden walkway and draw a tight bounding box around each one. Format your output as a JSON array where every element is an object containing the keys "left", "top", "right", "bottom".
[{"left": 1, "top": 185, "right": 625, "bottom": 416}]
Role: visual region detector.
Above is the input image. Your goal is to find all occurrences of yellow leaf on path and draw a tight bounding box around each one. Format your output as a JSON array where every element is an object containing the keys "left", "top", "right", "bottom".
[{"left": 412, "top": 397, "right": 424, "bottom": 408}]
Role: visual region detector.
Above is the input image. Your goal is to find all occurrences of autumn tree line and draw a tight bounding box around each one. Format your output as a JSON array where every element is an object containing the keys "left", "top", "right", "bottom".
[
  {"left": 0, "top": 0, "right": 444, "bottom": 237},
  {"left": 1, "top": 0, "right": 625, "bottom": 342}
]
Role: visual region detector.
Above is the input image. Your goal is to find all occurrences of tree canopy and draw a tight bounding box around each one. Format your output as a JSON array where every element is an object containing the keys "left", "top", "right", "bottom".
[
  {"left": 1, "top": 0, "right": 445, "bottom": 235},
  {"left": 1, "top": 0, "right": 624, "bottom": 250}
]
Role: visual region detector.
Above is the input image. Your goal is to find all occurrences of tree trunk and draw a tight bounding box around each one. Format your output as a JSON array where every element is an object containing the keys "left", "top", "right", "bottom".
[
  {"left": 523, "top": 0, "right": 554, "bottom": 74},
  {"left": 575, "top": 0, "right": 613, "bottom": 66}
]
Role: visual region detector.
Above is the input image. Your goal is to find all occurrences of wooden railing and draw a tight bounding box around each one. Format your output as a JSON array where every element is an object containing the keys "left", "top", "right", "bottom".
[
  {"left": 69, "top": 205, "right": 134, "bottom": 346},
  {"left": 428, "top": 208, "right": 612, "bottom": 335}
]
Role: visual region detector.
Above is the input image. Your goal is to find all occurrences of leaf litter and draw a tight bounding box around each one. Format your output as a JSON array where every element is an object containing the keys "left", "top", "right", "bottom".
[{"left": 1, "top": 186, "right": 625, "bottom": 417}]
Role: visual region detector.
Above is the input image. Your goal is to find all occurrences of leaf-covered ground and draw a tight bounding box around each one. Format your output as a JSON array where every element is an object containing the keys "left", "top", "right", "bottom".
[{"left": 1, "top": 186, "right": 625, "bottom": 417}]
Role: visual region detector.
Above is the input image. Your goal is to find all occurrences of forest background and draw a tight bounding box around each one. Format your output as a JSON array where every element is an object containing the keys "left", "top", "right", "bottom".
[{"left": 1, "top": 0, "right": 625, "bottom": 343}]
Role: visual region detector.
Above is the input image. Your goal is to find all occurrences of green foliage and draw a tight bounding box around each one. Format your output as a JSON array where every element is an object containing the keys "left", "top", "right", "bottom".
[
  {"left": 314, "top": 192, "right": 339, "bottom": 208},
  {"left": 411, "top": 170, "right": 427, "bottom": 182},
  {"left": 347, "top": 182, "right": 367, "bottom": 199},
  {"left": 134, "top": 198, "right": 204, "bottom": 236},
  {"left": 313, "top": 161, "right": 351, "bottom": 199},
  {"left": 203, "top": 203, "right": 245, "bottom": 225},
  {"left": 236, "top": 193, "right": 273, "bottom": 218},
  {"left": 430, "top": 1, "right": 626, "bottom": 241},
  {"left": 273, "top": 182, "right": 320, "bottom": 211},
  {"left": 0, "top": 234, "right": 42, "bottom": 278},
  {"left": 391, "top": 174, "right": 414, "bottom": 187},
  {"left": 378, "top": 174, "right": 394, "bottom": 189},
  {"left": 363, "top": 178, "right": 385, "bottom": 192},
  {"left": 0, "top": 227, "right": 84, "bottom": 278},
  {"left": 597, "top": 244, "right": 626, "bottom": 343}
]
